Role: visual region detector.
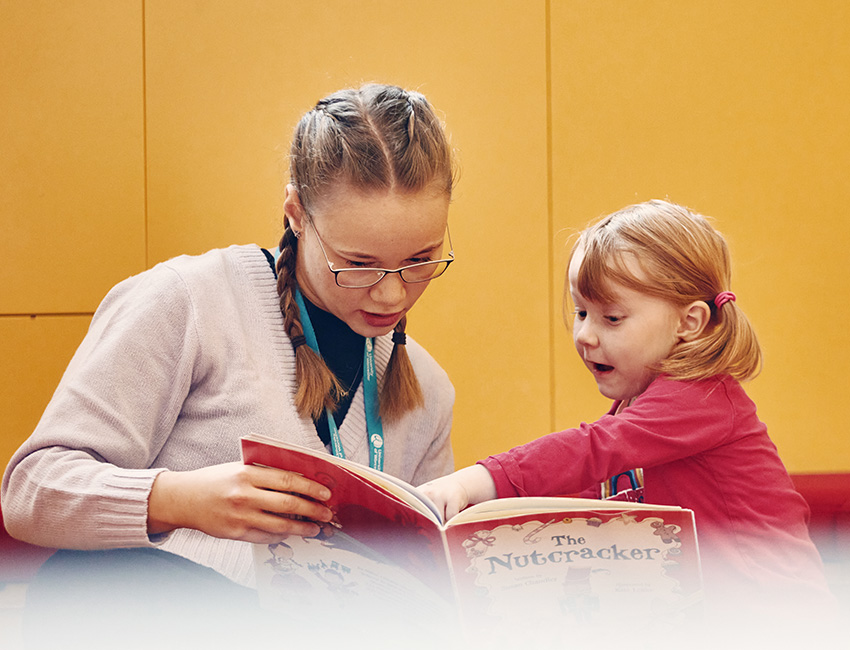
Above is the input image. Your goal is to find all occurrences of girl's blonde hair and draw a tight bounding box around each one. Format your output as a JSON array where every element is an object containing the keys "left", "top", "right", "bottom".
[
  {"left": 567, "top": 200, "right": 762, "bottom": 382},
  {"left": 277, "top": 84, "right": 456, "bottom": 422}
]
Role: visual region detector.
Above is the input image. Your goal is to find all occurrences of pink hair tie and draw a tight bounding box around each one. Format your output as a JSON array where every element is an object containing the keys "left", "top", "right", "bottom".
[{"left": 714, "top": 291, "right": 736, "bottom": 308}]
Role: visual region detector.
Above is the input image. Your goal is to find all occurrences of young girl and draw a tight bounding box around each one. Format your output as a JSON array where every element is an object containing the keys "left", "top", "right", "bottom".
[
  {"left": 2, "top": 83, "right": 457, "bottom": 643},
  {"left": 421, "top": 199, "right": 835, "bottom": 625}
]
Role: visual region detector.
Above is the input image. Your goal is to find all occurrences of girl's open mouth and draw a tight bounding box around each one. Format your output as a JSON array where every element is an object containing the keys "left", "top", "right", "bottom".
[{"left": 594, "top": 363, "right": 614, "bottom": 373}]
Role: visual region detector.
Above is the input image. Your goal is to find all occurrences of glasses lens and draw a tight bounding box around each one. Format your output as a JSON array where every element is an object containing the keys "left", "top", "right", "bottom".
[
  {"left": 335, "top": 261, "right": 451, "bottom": 287},
  {"left": 335, "top": 269, "right": 385, "bottom": 288},
  {"left": 399, "top": 261, "right": 450, "bottom": 283}
]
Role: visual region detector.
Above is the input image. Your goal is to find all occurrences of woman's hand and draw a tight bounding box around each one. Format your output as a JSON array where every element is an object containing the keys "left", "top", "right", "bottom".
[
  {"left": 419, "top": 465, "right": 497, "bottom": 521},
  {"left": 148, "top": 462, "right": 334, "bottom": 543}
]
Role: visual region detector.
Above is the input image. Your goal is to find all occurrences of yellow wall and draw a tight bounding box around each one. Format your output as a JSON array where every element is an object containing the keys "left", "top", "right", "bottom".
[
  {"left": 548, "top": 0, "right": 850, "bottom": 472},
  {"left": 2, "top": 1, "right": 848, "bottom": 476}
]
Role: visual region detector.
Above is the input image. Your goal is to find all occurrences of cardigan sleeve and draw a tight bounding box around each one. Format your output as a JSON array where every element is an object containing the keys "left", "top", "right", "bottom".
[
  {"left": 479, "top": 376, "right": 741, "bottom": 498},
  {"left": 400, "top": 337, "right": 456, "bottom": 485},
  {"left": 1, "top": 265, "right": 200, "bottom": 550}
]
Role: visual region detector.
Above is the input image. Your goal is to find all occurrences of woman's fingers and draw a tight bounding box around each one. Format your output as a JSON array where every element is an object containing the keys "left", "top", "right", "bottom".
[
  {"left": 221, "top": 465, "right": 335, "bottom": 535},
  {"left": 149, "top": 462, "right": 336, "bottom": 542},
  {"left": 246, "top": 464, "right": 332, "bottom": 502},
  {"left": 248, "top": 481, "right": 335, "bottom": 524}
]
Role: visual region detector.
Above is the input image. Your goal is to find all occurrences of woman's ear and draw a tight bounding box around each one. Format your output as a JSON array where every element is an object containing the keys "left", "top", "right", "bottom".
[
  {"left": 283, "top": 184, "right": 306, "bottom": 234},
  {"left": 677, "top": 301, "right": 711, "bottom": 342}
]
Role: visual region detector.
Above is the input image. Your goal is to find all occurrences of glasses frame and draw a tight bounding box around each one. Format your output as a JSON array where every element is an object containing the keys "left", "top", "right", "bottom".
[{"left": 305, "top": 217, "right": 455, "bottom": 289}]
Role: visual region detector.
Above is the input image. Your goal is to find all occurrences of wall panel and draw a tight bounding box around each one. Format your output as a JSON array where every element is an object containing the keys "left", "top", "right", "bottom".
[
  {"left": 550, "top": 0, "right": 850, "bottom": 471},
  {"left": 0, "top": 317, "right": 91, "bottom": 468},
  {"left": 0, "top": 0, "right": 146, "bottom": 314}
]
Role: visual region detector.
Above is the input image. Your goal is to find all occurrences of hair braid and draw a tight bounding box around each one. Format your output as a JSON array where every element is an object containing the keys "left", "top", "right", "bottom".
[
  {"left": 379, "top": 315, "right": 424, "bottom": 421},
  {"left": 276, "top": 222, "right": 343, "bottom": 419}
]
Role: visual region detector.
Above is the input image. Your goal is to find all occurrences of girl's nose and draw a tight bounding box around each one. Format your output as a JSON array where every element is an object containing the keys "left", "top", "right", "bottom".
[
  {"left": 574, "top": 321, "right": 599, "bottom": 348},
  {"left": 369, "top": 272, "right": 407, "bottom": 306}
]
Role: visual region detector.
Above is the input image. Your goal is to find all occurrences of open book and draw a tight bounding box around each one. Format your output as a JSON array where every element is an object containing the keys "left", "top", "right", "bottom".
[{"left": 241, "top": 434, "right": 702, "bottom": 643}]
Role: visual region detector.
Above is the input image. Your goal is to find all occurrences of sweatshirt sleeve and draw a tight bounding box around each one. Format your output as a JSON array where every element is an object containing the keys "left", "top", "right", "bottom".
[
  {"left": 1, "top": 265, "right": 200, "bottom": 550},
  {"left": 478, "top": 377, "right": 739, "bottom": 499}
]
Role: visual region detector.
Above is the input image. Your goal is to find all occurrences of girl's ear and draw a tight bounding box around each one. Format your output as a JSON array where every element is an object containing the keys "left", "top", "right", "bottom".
[
  {"left": 283, "top": 184, "right": 306, "bottom": 233},
  {"left": 677, "top": 301, "right": 711, "bottom": 342}
]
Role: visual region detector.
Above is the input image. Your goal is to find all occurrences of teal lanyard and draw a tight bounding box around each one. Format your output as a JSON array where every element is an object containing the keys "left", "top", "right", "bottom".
[{"left": 293, "top": 286, "right": 384, "bottom": 471}]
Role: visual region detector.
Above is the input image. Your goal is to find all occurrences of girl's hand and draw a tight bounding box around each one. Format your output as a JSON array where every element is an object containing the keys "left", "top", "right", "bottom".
[
  {"left": 419, "top": 465, "right": 497, "bottom": 521},
  {"left": 147, "top": 462, "right": 334, "bottom": 544}
]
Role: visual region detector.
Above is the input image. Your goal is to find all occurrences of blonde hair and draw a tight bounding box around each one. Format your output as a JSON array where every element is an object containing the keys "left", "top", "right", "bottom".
[
  {"left": 277, "top": 84, "right": 455, "bottom": 422},
  {"left": 566, "top": 200, "right": 762, "bottom": 382}
]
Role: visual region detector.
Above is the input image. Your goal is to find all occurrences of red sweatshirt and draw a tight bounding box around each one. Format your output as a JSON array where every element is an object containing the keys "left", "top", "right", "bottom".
[{"left": 480, "top": 375, "right": 834, "bottom": 619}]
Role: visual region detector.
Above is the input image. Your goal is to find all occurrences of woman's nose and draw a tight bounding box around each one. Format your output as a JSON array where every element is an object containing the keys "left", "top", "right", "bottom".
[{"left": 369, "top": 272, "right": 407, "bottom": 306}]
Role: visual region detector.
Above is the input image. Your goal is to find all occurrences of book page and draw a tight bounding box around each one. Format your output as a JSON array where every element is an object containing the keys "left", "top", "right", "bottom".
[
  {"left": 253, "top": 530, "right": 458, "bottom": 641},
  {"left": 448, "top": 496, "right": 684, "bottom": 526}
]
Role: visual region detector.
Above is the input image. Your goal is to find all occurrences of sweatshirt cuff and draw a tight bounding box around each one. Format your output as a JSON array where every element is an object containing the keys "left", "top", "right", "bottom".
[{"left": 477, "top": 456, "right": 523, "bottom": 498}]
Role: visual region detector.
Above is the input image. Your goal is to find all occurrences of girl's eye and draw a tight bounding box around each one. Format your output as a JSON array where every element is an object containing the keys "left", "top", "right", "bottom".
[
  {"left": 573, "top": 309, "right": 587, "bottom": 320},
  {"left": 346, "top": 260, "right": 375, "bottom": 268},
  {"left": 605, "top": 315, "right": 623, "bottom": 324}
]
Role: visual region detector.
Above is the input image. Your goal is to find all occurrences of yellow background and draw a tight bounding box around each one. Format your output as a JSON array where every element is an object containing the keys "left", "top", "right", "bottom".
[{"left": 2, "top": 1, "right": 848, "bottom": 476}]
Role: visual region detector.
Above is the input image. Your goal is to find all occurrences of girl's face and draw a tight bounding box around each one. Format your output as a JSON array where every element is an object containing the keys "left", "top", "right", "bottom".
[
  {"left": 285, "top": 183, "right": 450, "bottom": 338},
  {"left": 568, "top": 246, "right": 688, "bottom": 402}
]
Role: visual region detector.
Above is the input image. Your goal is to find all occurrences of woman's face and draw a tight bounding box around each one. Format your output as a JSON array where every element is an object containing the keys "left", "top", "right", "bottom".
[{"left": 285, "top": 183, "right": 451, "bottom": 338}]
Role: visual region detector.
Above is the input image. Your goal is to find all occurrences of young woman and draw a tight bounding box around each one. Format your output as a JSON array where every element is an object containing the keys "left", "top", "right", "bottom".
[{"left": 2, "top": 83, "right": 458, "bottom": 645}]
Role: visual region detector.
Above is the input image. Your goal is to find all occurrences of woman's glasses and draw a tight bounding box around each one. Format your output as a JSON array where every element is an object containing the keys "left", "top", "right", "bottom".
[{"left": 306, "top": 219, "right": 454, "bottom": 289}]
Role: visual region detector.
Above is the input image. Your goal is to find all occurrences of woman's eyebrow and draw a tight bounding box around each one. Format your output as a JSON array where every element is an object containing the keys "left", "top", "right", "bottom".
[
  {"left": 338, "top": 238, "right": 444, "bottom": 262},
  {"left": 410, "top": 240, "right": 444, "bottom": 256}
]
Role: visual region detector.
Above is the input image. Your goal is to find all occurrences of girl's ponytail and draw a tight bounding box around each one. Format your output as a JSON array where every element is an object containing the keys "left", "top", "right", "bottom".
[
  {"left": 663, "top": 296, "right": 762, "bottom": 383},
  {"left": 276, "top": 221, "right": 343, "bottom": 420}
]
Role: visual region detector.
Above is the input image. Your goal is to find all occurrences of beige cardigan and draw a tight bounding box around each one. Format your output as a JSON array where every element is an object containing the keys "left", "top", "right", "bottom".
[{"left": 1, "top": 245, "right": 454, "bottom": 587}]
